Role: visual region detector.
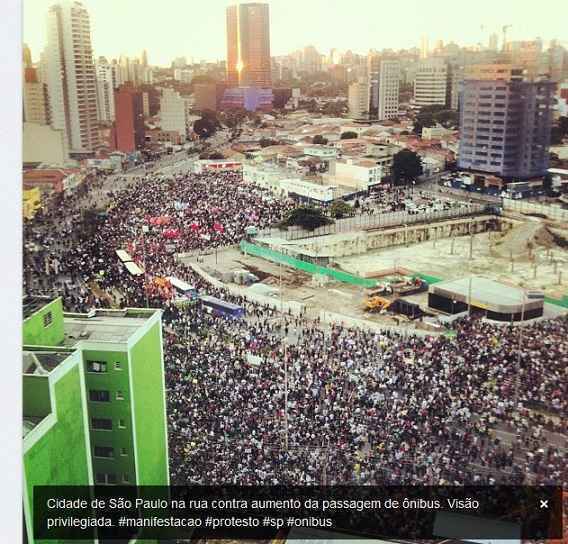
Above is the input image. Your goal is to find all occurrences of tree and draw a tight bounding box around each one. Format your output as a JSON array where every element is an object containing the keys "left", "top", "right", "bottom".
[
  {"left": 392, "top": 149, "right": 423, "bottom": 186},
  {"left": 312, "top": 134, "right": 328, "bottom": 145},
  {"left": 280, "top": 206, "right": 334, "bottom": 231},
  {"left": 193, "top": 117, "right": 216, "bottom": 138},
  {"left": 340, "top": 131, "right": 358, "bottom": 139},
  {"left": 329, "top": 200, "right": 352, "bottom": 219},
  {"left": 550, "top": 126, "right": 564, "bottom": 145},
  {"left": 542, "top": 173, "right": 553, "bottom": 194}
]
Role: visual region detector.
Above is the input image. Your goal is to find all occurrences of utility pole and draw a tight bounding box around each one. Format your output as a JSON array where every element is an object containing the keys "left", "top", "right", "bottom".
[
  {"left": 468, "top": 276, "right": 473, "bottom": 314},
  {"left": 142, "top": 225, "right": 149, "bottom": 308},
  {"left": 469, "top": 220, "right": 474, "bottom": 260}
]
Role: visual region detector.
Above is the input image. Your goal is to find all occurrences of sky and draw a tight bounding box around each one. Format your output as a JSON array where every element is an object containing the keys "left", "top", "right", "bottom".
[{"left": 23, "top": 0, "right": 568, "bottom": 66}]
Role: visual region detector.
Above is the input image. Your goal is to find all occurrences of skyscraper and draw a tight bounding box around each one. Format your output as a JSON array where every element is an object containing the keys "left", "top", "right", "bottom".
[
  {"left": 23, "top": 67, "right": 50, "bottom": 125},
  {"left": 45, "top": 0, "right": 99, "bottom": 155},
  {"left": 414, "top": 58, "right": 449, "bottom": 108},
  {"left": 368, "top": 53, "right": 400, "bottom": 120},
  {"left": 348, "top": 77, "right": 370, "bottom": 119},
  {"left": 114, "top": 83, "right": 145, "bottom": 152},
  {"left": 226, "top": 2, "right": 271, "bottom": 88},
  {"left": 95, "top": 57, "right": 117, "bottom": 122},
  {"left": 458, "top": 78, "right": 555, "bottom": 180}
]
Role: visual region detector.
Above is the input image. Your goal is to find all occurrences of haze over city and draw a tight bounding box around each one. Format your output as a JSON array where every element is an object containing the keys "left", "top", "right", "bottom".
[{"left": 24, "top": 0, "right": 568, "bottom": 65}]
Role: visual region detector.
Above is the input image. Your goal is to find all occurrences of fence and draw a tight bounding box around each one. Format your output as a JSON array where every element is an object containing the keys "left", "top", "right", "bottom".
[
  {"left": 259, "top": 204, "right": 487, "bottom": 241},
  {"left": 240, "top": 240, "right": 378, "bottom": 288},
  {"left": 502, "top": 199, "right": 568, "bottom": 221}
]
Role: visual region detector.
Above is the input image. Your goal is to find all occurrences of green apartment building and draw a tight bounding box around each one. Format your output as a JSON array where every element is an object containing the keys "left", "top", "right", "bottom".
[{"left": 23, "top": 296, "right": 169, "bottom": 543}]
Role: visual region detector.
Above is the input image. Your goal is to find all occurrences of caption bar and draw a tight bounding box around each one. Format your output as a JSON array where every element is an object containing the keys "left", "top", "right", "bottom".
[{"left": 34, "top": 485, "right": 563, "bottom": 540}]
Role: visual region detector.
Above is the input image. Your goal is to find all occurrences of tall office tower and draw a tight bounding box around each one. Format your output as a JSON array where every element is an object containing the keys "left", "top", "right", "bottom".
[
  {"left": 414, "top": 58, "right": 449, "bottom": 107},
  {"left": 504, "top": 39, "right": 545, "bottom": 81},
  {"left": 488, "top": 33, "right": 499, "bottom": 51},
  {"left": 368, "top": 54, "right": 400, "bottom": 120},
  {"left": 226, "top": 2, "right": 271, "bottom": 88},
  {"left": 95, "top": 57, "right": 116, "bottom": 122},
  {"left": 348, "top": 77, "right": 370, "bottom": 119},
  {"left": 420, "top": 36, "right": 429, "bottom": 59},
  {"left": 302, "top": 45, "right": 322, "bottom": 74},
  {"left": 114, "top": 83, "right": 145, "bottom": 152},
  {"left": 45, "top": 0, "right": 99, "bottom": 155},
  {"left": 23, "top": 68, "right": 50, "bottom": 125},
  {"left": 141, "top": 49, "right": 148, "bottom": 68},
  {"left": 160, "top": 88, "right": 192, "bottom": 139},
  {"left": 458, "top": 79, "right": 555, "bottom": 179},
  {"left": 23, "top": 43, "right": 33, "bottom": 67},
  {"left": 23, "top": 296, "right": 170, "bottom": 491}
]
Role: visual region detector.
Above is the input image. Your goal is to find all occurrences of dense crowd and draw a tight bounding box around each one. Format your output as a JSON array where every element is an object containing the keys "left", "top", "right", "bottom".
[{"left": 23, "top": 167, "right": 567, "bottom": 488}]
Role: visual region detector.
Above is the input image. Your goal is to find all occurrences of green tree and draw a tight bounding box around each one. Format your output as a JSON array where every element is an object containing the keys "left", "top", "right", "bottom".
[
  {"left": 312, "top": 134, "right": 328, "bottom": 145},
  {"left": 193, "top": 117, "right": 216, "bottom": 138},
  {"left": 340, "top": 131, "right": 358, "bottom": 139},
  {"left": 329, "top": 200, "right": 352, "bottom": 219},
  {"left": 281, "top": 206, "right": 334, "bottom": 231},
  {"left": 392, "top": 149, "right": 423, "bottom": 186}
]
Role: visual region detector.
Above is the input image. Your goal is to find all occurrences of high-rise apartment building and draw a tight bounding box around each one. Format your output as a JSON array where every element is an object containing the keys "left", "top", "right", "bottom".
[
  {"left": 368, "top": 54, "right": 400, "bottom": 120},
  {"left": 23, "top": 68, "right": 50, "bottom": 125},
  {"left": 226, "top": 2, "right": 271, "bottom": 88},
  {"left": 302, "top": 45, "right": 322, "bottom": 74},
  {"left": 95, "top": 57, "right": 117, "bottom": 122},
  {"left": 160, "top": 88, "right": 192, "bottom": 139},
  {"left": 114, "top": 84, "right": 145, "bottom": 152},
  {"left": 458, "top": 79, "right": 555, "bottom": 180},
  {"left": 45, "top": 0, "right": 99, "bottom": 155},
  {"left": 348, "top": 77, "right": 370, "bottom": 119},
  {"left": 414, "top": 58, "right": 449, "bottom": 108}
]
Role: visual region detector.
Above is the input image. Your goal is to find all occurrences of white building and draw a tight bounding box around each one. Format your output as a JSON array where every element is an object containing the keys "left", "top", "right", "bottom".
[
  {"left": 328, "top": 158, "right": 383, "bottom": 190},
  {"left": 23, "top": 123, "right": 69, "bottom": 165},
  {"left": 173, "top": 68, "right": 194, "bottom": 83},
  {"left": 377, "top": 60, "right": 400, "bottom": 120},
  {"left": 243, "top": 164, "right": 291, "bottom": 193},
  {"left": 95, "top": 58, "right": 116, "bottom": 122},
  {"left": 159, "top": 88, "right": 192, "bottom": 139},
  {"left": 45, "top": 0, "right": 99, "bottom": 154},
  {"left": 414, "top": 58, "right": 448, "bottom": 108},
  {"left": 348, "top": 78, "right": 370, "bottom": 119},
  {"left": 422, "top": 125, "right": 451, "bottom": 140},
  {"left": 280, "top": 179, "right": 337, "bottom": 203}
]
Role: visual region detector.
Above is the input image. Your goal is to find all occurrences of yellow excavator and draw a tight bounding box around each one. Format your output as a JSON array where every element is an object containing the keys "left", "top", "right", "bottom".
[{"left": 364, "top": 294, "right": 392, "bottom": 313}]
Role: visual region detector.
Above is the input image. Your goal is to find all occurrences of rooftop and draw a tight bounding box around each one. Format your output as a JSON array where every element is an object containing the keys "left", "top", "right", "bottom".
[
  {"left": 23, "top": 295, "right": 57, "bottom": 320},
  {"left": 63, "top": 308, "right": 156, "bottom": 346},
  {"left": 23, "top": 416, "right": 45, "bottom": 438},
  {"left": 23, "top": 350, "right": 72, "bottom": 375},
  {"left": 431, "top": 277, "right": 538, "bottom": 306}
]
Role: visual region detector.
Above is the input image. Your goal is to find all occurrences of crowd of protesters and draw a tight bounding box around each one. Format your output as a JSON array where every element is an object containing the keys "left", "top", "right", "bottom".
[{"left": 23, "top": 167, "right": 567, "bottom": 488}]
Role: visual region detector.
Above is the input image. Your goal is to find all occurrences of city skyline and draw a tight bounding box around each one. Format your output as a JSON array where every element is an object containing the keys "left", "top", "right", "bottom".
[{"left": 24, "top": 0, "right": 568, "bottom": 66}]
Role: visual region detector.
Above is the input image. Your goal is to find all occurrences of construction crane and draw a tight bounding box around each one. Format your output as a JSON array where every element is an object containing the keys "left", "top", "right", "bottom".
[{"left": 502, "top": 25, "right": 512, "bottom": 51}]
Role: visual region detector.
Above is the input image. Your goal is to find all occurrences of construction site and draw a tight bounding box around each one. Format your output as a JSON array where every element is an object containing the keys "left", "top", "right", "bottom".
[{"left": 180, "top": 202, "right": 568, "bottom": 333}]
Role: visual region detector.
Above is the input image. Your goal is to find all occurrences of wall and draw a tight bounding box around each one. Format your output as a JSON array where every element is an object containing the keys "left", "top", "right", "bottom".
[
  {"left": 129, "top": 321, "right": 169, "bottom": 485},
  {"left": 23, "top": 298, "right": 65, "bottom": 347},
  {"left": 23, "top": 123, "right": 69, "bottom": 165},
  {"left": 23, "top": 361, "right": 93, "bottom": 544},
  {"left": 23, "top": 375, "right": 51, "bottom": 417},
  {"left": 82, "top": 349, "right": 136, "bottom": 486},
  {"left": 502, "top": 199, "right": 568, "bottom": 221}
]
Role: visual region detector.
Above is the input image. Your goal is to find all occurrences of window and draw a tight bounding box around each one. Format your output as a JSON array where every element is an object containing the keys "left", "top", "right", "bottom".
[
  {"left": 118, "top": 419, "right": 126, "bottom": 429},
  {"left": 116, "top": 391, "right": 124, "bottom": 401},
  {"left": 43, "top": 312, "right": 53, "bottom": 328},
  {"left": 95, "top": 473, "right": 117, "bottom": 484},
  {"left": 94, "top": 446, "right": 114, "bottom": 458},
  {"left": 91, "top": 418, "right": 112, "bottom": 430},
  {"left": 114, "top": 362, "right": 122, "bottom": 371},
  {"left": 89, "top": 390, "right": 110, "bottom": 402},
  {"left": 120, "top": 448, "right": 128, "bottom": 457},
  {"left": 87, "top": 360, "right": 107, "bottom": 373},
  {"left": 122, "top": 473, "right": 130, "bottom": 483}
]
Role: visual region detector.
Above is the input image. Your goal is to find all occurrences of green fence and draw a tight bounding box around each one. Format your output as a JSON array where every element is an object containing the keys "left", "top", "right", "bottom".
[
  {"left": 240, "top": 241, "right": 378, "bottom": 288},
  {"left": 412, "top": 273, "right": 443, "bottom": 285},
  {"left": 545, "top": 295, "right": 568, "bottom": 309}
]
